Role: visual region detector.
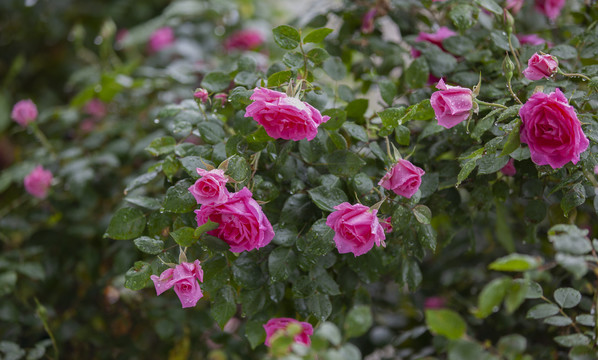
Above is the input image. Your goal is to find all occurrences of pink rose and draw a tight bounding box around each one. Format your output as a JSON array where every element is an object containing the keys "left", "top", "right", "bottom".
[
  {"left": 84, "top": 98, "right": 106, "bottom": 119},
  {"left": 500, "top": 158, "right": 517, "bottom": 176},
  {"left": 194, "top": 187, "right": 274, "bottom": 252},
  {"left": 264, "top": 318, "right": 313, "bottom": 347},
  {"left": 517, "top": 34, "right": 551, "bottom": 47},
  {"left": 361, "top": 9, "right": 377, "bottom": 34},
  {"left": 519, "top": 88, "right": 589, "bottom": 169},
  {"left": 11, "top": 99, "right": 38, "bottom": 127},
  {"left": 194, "top": 88, "right": 209, "bottom": 103},
  {"left": 414, "top": 26, "right": 456, "bottom": 53},
  {"left": 522, "top": 53, "right": 558, "bottom": 81},
  {"left": 506, "top": 0, "right": 524, "bottom": 14},
  {"left": 24, "top": 165, "right": 53, "bottom": 199},
  {"left": 188, "top": 168, "right": 229, "bottom": 205},
  {"left": 244, "top": 88, "right": 330, "bottom": 141},
  {"left": 214, "top": 93, "right": 228, "bottom": 107},
  {"left": 378, "top": 159, "right": 425, "bottom": 199},
  {"left": 224, "top": 29, "right": 264, "bottom": 51},
  {"left": 151, "top": 260, "right": 204, "bottom": 308},
  {"left": 148, "top": 27, "right": 174, "bottom": 53},
  {"left": 534, "top": 0, "right": 566, "bottom": 20},
  {"left": 424, "top": 297, "right": 445, "bottom": 309},
  {"left": 430, "top": 78, "right": 473, "bottom": 129},
  {"left": 380, "top": 216, "right": 392, "bottom": 233},
  {"left": 326, "top": 203, "right": 386, "bottom": 257}
]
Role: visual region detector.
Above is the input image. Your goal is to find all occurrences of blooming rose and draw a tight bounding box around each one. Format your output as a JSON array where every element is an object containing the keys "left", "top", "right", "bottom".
[
  {"left": 224, "top": 29, "right": 264, "bottom": 51},
  {"left": 195, "top": 187, "right": 274, "bottom": 252},
  {"left": 378, "top": 159, "right": 425, "bottom": 198},
  {"left": 506, "top": 0, "right": 524, "bottom": 13},
  {"left": 430, "top": 78, "right": 473, "bottom": 129},
  {"left": 24, "top": 165, "right": 53, "bottom": 199},
  {"left": 188, "top": 168, "right": 229, "bottom": 205},
  {"left": 326, "top": 202, "right": 386, "bottom": 257},
  {"left": 519, "top": 88, "right": 589, "bottom": 169},
  {"left": 535, "top": 0, "right": 566, "bottom": 20},
  {"left": 84, "top": 98, "right": 106, "bottom": 119},
  {"left": 361, "top": 9, "right": 376, "bottom": 34},
  {"left": 244, "top": 88, "right": 330, "bottom": 141},
  {"left": 151, "top": 260, "right": 204, "bottom": 308},
  {"left": 194, "top": 88, "right": 209, "bottom": 103},
  {"left": 148, "top": 27, "right": 174, "bottom": 53},
  {"left": 11, "top": 99, "right": 38, "bottom": 127},
  {"left": 500, "top": 158, "right": 517, "bottom": 176},
  {"left": 522, "top": 53, "right": 558, "bottom": 81},
  {"left": 264, "top": 318, "right": 314, "bottom": 347},
  {"left": 517, "top": 34, "right": 551, "bottom": 47}
]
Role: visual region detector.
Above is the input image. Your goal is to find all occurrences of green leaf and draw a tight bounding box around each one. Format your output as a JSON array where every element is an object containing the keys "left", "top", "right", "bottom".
[
  {"left": 194, "top": 219, "right": 219, "bottom": 238},
  {"left": 378, "top": 107, "right": 406, "bottom": 129},
  {"left": 425, "top": 309, "right": 467, "bottom": 340},
  {"left": 307, "top": 48, "right": 330, "bottom": 66},
  {"left": 457, "top": 158, "right": 479, "bottom": 186},
  {"left": 554, "top": 334, "right": 590, "bottom": 348},
  {"left": 497, "top": 334, "right": 527, "bottom": 356},
  {"left": 505, "top": 279, "right": 528, "bottom": 313},
  {"left": 245, "top": 319, "right": 267, "bottom": 349},
  {"left": 239, "top": 289, "right": 266, "bottom": 317},
  {"left": 526, "top": 281, "right": 543, "bottom": 299},
  {"left": 417, "top": 223, "right": 437, "bottom": 251},
  {"left": 232, "top": 254, "right": 265, "bottom": 289},
  {"left": 325, "top": 150, "right": 366, "bottom": 177},
  {"left": 225, "top": 155, "right": 251, "bottom": 183},
  {"left": 297, "top": 219, "right": 336, "bottom": 256},
  {"left": 211, "top": 285, "right": 236, "bottom": 328},
  {"left": 0, "top": 271, "right": 17, "bottom": 296},
  {"left": 561, "top": 183, "right": 586, "bottom": 217},
  {"left": 448, "top": 340, "right": 486, "bottom": 360},
  {"left": 554, "top": 287, "right": 582, "bottom": 309},
  {"left": 308, "top": 185, "right": 348, "bottom": 212},
  {"left": 550, "top": 45, "right": 578, "bottom": 60},
  {"left": 474, "top": 0, "right": 503, "bottom": 15},
  {"left": 475, "top": 277, "right": 511, "bottom": 318},
  {"left": 170, "top": 227, "right": 196, "bottom": 247},
  {"left": 344, "top": 305, "right": 373, "bottom": 338},
  {"left": 413, "top": 205, "right": 432, "bottom": 224},
  {"left": 379, "top": 79, "right": 397, "bottom": 105},
  {"left": 321, "top": 108, "right": 347, "bottom": 130},
  {"left": 556, "top": 253, "right": 588, "bottom": 279},
  {"left": 124, "top": 261, "right": 151, "bottom": 291},
  {"left": 500, "top": 121, "right": 521, "bottom": 157},
  {"left": 401, "top": 256, "right": 423, "bottom": 290},
  {"left": 272, "top": 25, "right": 300, "bottom": 50},
  {"left": 268, "top": 247, "right": 297, "bottom": 282},
  {"left": 478, "top": 153, "right": 509, "bottom": 174},
  {"left": 163, "top": 180, "right": 197, "bottom": 213},
  {"left": 306, "top": 293, "right": 332, "bottom": 321},
  {"left": 342, "top": 122, "right": 368, "bottom": 142},
  {"left": 303, "top": 28, "right": 333, "bottom": 43},
  {"left": 234, "top": 71, "right": 258, "bottom": 87},
  {"left": 267, "top": 70, "right": 292, "bottom": 87},
  {"left": 526, "top": 303, "right": 559, "bottom": 319},
  {"left": 405, "top": 57, "right": 429, "bottom": 89},
  {"left": 423, "top": 47, "right": 457, "bottom": 77},
  {"left": 575, "top": 314, "right": 595, "bottom": 327},
  {"left": 133, "top": 236, "right": 164, "bottom": 255},
  {"left": 201, "top": 71, "right": 231, "bottom": 93},
  {"left": 548, "top": 224, "right": 593, "bottom": 255},
  {"left": 544, "top": 316, "right": 573, "bottom": 326},
  {"left": 323, "top": 57, "right": 346, "bottom": 81},
  {"left": 315, "top": 322, "right": 341, "bottom": 346},
  {"left": 449, "top": 5, "right": 478, "bottom": 32},
  {"left": 197, "top": 121, "right": 225, "bottom": 145},
  {"left": 106, "top": 207, "right": 146, "bottom": 240},
  {"left": 395, "top": 125, "right": 410, "bottom": 146},
  {"left": 282, "top": 51, "right": 304, "bottom": 69},
  {"left": 145, "top": 136, "right": 176, "bottom": 157},
  {"left": 489, "top": 253, "right": 541, "bottom": 272}
]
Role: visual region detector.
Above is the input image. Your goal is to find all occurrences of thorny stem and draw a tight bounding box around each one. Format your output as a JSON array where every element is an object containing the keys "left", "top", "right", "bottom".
[
  {"left": 474, "top": 99, "right": 508, "bottom": 109},
  {"left": 35, "top": 298, "right": 59, "bottom": 360},
  {"left": 506, "top": 77, "right": 523, "bottom": 104},
  {"left": 507, "top": 32, "right": 522, "bottom": 75},
  {"left": 299, "top": 36, "right": 308, "bottom": 81},
  {"left": 559, "top": 71, "right": 592, "bottom": 82}
]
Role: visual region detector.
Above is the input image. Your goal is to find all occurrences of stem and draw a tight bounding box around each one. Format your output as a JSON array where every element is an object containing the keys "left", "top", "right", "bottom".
[
  {"left": 298, "top": 38, "right": 308, "bottom": 81},
  {"left": 474, "top": 99, "right": 508, "bottom": 109},
  {"left": 560, "top": 72, "right": 592, "bottom": 82},
  {"left": 507, "top": 32, "right": 522, "bottom": 75},
  {"left": 35, "top": 298, "right": 59, "bottom": 359},
  {"left": 541, "top": 295, "right": 584, "bottom": 335},
  {"left": 30, "top": 123, "right": 56, "bottom": 157},
  {"left": 506, "top": 78, "right": 523, "bottom": 104}
]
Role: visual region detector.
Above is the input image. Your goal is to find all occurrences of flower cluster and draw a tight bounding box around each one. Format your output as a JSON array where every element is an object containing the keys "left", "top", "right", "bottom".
[
  {"left": 190, "top": 168, "right": 274, "bottom": 253},
  {"left": 263, "top": 318, "right": 313, "bottom": 347},
  {"left": 151, "top": 260, "right": 204, "bottom": 308}
]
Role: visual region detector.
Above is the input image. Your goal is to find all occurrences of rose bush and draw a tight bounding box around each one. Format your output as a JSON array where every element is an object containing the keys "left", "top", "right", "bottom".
[{"left": 3, "top": 0, "right": 598, "bottom": 359}]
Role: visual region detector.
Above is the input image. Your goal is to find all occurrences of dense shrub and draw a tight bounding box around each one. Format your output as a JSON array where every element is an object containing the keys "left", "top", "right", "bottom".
[{"left": 2, "top": 0, "right": 598, "bottom": 359}]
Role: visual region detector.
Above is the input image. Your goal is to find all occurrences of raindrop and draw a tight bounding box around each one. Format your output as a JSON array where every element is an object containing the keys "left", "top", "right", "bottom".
[
  {"left": 94, "top": 36, "right": 103, "bottom": 45},
  {"left": 94, "top": 85, "right": 102, "bottom": 93},
  {"left": 154, "top": 119, "right": 160, "bottom": 124},
  {"left": 214, "top": 26, "right": 225, "bottom": 36}
]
